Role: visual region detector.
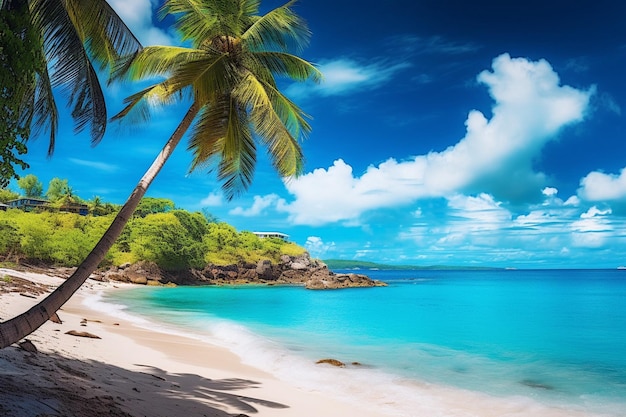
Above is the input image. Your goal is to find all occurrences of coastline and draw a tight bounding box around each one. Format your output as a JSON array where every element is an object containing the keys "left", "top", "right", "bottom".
[
  {"left": 0, "top": 268, "right": 384, "bottom": 417},
  {"left": 1, "top": 268, "right": 621, "bottom": 417}
]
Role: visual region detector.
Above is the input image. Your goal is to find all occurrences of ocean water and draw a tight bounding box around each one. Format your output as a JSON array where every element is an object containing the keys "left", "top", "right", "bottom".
[{"left": 96, "top": 269, "right": 626, "bottom": 416}]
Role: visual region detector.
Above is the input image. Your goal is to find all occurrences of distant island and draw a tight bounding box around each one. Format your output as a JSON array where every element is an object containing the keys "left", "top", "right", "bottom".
[{"left": 323, "top": 259, "right": 503, "bottom": 271}]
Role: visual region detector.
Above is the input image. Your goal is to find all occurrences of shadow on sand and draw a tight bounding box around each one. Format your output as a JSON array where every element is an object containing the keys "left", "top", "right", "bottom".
[{"left": 0, "top": 347, "right": 288, "bottom": 417}]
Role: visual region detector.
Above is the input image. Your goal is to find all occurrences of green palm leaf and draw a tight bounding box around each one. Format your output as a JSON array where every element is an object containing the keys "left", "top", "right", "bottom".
[
  {"left": 24, "top": 0, "right": 140, "bottom": 151},
  {"left": 243, "top": 0, "right": 309, "bottom": 52}
]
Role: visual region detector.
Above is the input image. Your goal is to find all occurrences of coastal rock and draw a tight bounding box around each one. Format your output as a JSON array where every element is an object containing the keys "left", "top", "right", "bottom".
[
  {"left": 98, "top": 253, "right": 386, "bottom": 290},
  {"left": 316, "top": 358, "right": 345, "bottom": 367},
  {"left": 255, "top": 260, "right": 274, "bottom": 279}
]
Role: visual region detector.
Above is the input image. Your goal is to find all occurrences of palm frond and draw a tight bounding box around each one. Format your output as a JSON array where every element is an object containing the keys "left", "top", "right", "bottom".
[
  {"left": 240, "top": 0, "right": 261, "bottom": 16},
  {"left": 31, "top": 64, "right": 59, "bottom": 155},
  {"left": 111, "top": 82, "right": 182, "bottom": 124},
  {"left": 242, "top": 0, "right": 310, "bottom": 53},
  {"left": 161, "top": 0, "right": 253, "bottom": 45},
  {"left": 188, "top": 96, "right": 256, "bottom": 200},
  {"left": 234, "top": 72, "right": 303, "bottom": 178},
  {"left": 217, "top": 100, "right": 256, "bottom": 199},
  {"left": 112, "top": 46, "right": 208, "bottom": 82},
  {"left": 29, "top": 0, "right": 109, "bottom": 145},
  {"left": 63, "top": 0, "right": 141, "bottom": 71},
  {"left": 251, "top": 51, "right": 322, "bottom": 82},
  {"left": 261, "top": 79, "right": 312, "bottom": 139}
]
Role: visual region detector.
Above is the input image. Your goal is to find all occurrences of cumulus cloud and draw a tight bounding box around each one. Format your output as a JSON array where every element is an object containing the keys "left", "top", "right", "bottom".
[
  {"left": 280, "top": 54, "right": 593, "bottom": 226},
  {"left": 571, "top": 206, "right": 614, "bottom": 248},
  {"left": 304, "top": 236, "right": 336, "bottom": 258},
  {"left": 286, "top": 58, "right": 410, "bottom": 99},
  {"left": 229, "top": 194, "right": 282, "bottom": 217},
  {"left": 200, "top": 192, "right": 223, "bottom": 207},
  {"left": 578, "top": 168, "right": 626, "bottom": 202},
  {"left": 109, "top": 0, "right": 173, "bottom": 46}
]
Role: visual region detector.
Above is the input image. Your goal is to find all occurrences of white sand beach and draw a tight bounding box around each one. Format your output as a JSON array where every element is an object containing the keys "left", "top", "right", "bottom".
[{"left": 0, "top": 268, "right": 385, "bottom": 417}]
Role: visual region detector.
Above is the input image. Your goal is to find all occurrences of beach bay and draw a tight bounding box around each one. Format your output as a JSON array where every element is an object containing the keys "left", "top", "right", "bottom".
[{"left": 2, "top": 268, "right": 625, "bottom": 416}]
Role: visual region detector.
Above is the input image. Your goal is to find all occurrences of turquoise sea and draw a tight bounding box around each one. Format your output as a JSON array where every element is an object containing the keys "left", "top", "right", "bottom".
[{"left": 96, "top": 269, "right": 626, "bottom": 416}]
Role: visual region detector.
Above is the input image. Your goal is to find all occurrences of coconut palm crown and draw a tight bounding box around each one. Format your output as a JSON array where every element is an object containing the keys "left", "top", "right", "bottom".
[{"left": 112, "top": 0, "right": 322, "bottom": 199}]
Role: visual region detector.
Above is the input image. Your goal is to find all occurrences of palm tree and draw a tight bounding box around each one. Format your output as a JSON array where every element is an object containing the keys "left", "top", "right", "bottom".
[
  {"left": 0, "top": 0, "right": 141, "bottom": 155},
  {"left": 88, "top": 196, "right": 105, "bottom": 216},
  {"left": 0, "top": 0, "right": 321, "bottom": 348}
]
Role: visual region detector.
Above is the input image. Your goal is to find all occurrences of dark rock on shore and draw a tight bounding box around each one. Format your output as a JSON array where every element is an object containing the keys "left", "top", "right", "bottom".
[{"left": 95, "top": 253, "right": 387, "bottom": 290}]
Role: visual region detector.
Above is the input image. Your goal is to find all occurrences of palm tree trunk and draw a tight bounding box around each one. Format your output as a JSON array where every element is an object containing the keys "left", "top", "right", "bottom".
[{"left": 0, "top": 103, "right": 200, "bottom": 349}]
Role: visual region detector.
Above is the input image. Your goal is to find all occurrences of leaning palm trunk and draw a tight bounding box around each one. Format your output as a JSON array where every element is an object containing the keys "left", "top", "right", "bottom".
[{"left": 0, "top": 104, "right": 199, "bottom": 349}]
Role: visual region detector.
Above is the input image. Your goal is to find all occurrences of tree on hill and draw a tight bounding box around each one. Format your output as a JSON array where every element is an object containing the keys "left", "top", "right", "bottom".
[
  {"left": 0, "top": 0, "right": 321, "bottom": 349},
  {"left": 16, "top": 173, "right": 43, "bottom": 197},
  {"left": 45, "top": 177, "right": 69, "bottom": 202},
  {"left": 88, "top": 196, "right": 109, "bottom": 216}
]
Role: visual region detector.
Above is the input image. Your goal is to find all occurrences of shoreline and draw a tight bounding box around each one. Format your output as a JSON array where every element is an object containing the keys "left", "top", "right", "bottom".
[
  {"left": 1, "top": 268, "right": 622, "bottom": 417},
  {"left": 0, "top": 268, "right": 385, "bottom": 417}
]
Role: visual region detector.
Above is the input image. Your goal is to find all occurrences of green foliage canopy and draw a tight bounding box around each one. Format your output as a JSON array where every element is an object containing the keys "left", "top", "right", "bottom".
[
  {"left": 0, "top": 188, "right": 19, "bottom": 203},
  {"left": 45, "top": 177, "right": 68, "bottom": 202},
  {"left": 17, "top": 173, "right": 43, "bottom": 197},
  {"left": 0, "top": 0, "right": 38, "bottom": 186},
  {"left": 134, "top": 197, "right": 175, "bottom": 218}
]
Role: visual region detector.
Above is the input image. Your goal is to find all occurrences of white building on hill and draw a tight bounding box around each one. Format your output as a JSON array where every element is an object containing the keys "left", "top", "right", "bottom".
[{"left": 252, "top": 232, "right": 289, "bottom": 241}]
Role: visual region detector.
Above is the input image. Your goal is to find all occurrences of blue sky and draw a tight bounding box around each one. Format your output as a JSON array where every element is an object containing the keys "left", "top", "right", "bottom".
[{"left": 12, "top": 0, "right": 626, "bottom": 268}]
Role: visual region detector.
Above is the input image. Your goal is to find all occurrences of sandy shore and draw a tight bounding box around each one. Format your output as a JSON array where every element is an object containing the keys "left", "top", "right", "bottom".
[{"left": 0, "top": 268, "right": 385, "bottom": 417}]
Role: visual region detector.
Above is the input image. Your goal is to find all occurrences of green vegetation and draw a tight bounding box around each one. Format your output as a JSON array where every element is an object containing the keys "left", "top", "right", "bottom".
[
  {"left": 0, "top": 205, "right": 305, "bottom": 270},
  {"left": 324, "top": 259, "right": 502, "bottom": 271},
  {"left": 0, "top": 0, "right": 36, "bottom": 186},
  {"left": 17, "top": 174, "right": 43, "bottom": 197}
]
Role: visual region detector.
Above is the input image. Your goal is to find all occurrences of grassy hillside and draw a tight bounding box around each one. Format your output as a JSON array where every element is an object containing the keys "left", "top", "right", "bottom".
[{"left": 0, "top": 207, "right": 306, "bottom": 270}]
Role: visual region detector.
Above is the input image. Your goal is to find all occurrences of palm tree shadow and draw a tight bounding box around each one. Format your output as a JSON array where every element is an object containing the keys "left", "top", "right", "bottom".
[
  {"left": 134, "top": 364, "right": 288, "bottom": 414},
  {"left": 0, "top": 348, "right": 289, "bottom": 417}
]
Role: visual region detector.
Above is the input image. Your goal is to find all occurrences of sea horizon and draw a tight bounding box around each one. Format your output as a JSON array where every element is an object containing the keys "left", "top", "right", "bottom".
[{"left": 92, "top": 268, "right": 626, "bottom": 417}]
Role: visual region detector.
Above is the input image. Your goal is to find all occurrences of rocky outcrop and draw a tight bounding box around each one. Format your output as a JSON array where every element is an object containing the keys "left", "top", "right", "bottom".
[{"left": 95, "top": 253, "right": 387, "bottom": 290}]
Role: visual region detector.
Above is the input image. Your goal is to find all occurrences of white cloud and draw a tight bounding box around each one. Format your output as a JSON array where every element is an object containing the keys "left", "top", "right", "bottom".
[
  {"left": 200, "top": 192, "right": 222, "bottom": 207},
  {"left": 229, "top": 194, "right": 282, "bottom": 217},
  {"left": 398, "top": 188, "right": 621, "bottom": 262},
  {"left": 280, "top": 54, "right": 593, "bottom": 226},
  {"left": 286, "top": 58, "right": 410, "bottom": 99},
  {"left": 109, "top": 0, "right": 173, "bottom": 46},
  {"left": 571, "top": 206, "right": 613, "bottom": 248},
  {"left": 578, "top": 168, "right": 626, "bottom": 202},
  {"left": 69, "top": 158, "right": 119, "bottom": 172},
  {"left": 304, "top": 236, "right": 336, "bottom": 258},
  {"left": 580, "top": 206, "right": 612, "bottom": 219},
  {"left": 542, "top": 187, "right": 558, "bottom": 197}
]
